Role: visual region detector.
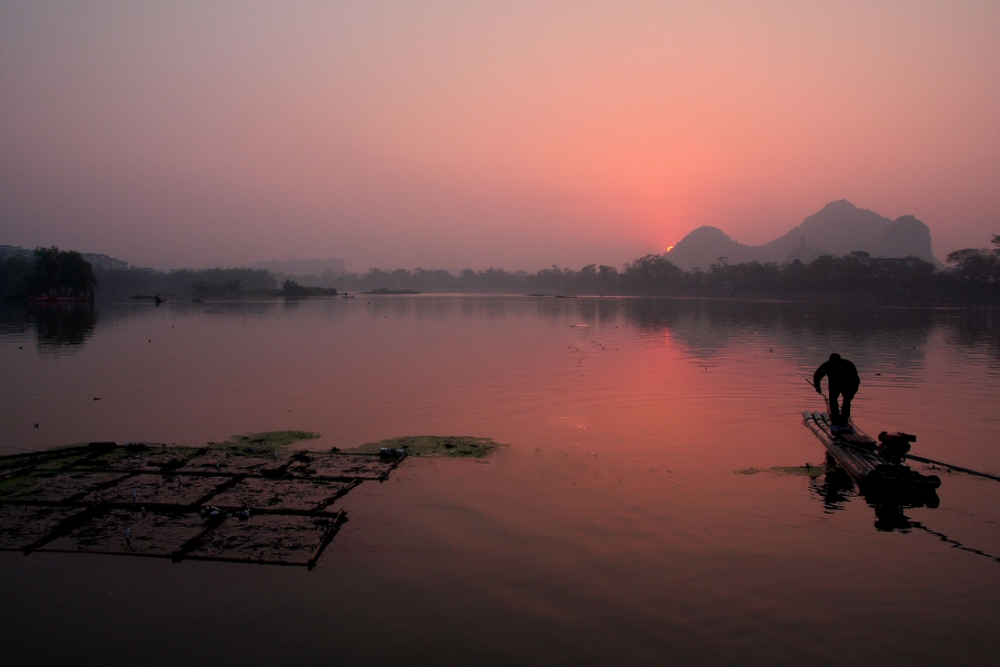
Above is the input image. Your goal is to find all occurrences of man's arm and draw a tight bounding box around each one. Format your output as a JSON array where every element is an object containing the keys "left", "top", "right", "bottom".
[{"left": 813, "top": 363, "right": 827, "bottom": 393}]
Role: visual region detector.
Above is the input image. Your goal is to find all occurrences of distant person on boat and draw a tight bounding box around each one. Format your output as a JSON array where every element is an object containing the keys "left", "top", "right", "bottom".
[{"left": 813, "top": 353, "right": 860, "bottom": 426}]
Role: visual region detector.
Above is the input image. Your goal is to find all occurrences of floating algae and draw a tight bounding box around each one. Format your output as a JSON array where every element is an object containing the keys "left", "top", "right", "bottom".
[
  {"left": 736, "top": 464, "right": 829, "bottom": 478},
  {"left": 344, "top": 435, "right": 505, "bottom": 458},
  {"left": 208, "top": 430, "right": 320, "bottom": 454}
]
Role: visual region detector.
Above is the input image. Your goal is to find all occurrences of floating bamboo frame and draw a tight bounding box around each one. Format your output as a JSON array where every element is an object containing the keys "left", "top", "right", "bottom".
[{"left": 0, "top": 444, "right": 404, "bottom": 569}]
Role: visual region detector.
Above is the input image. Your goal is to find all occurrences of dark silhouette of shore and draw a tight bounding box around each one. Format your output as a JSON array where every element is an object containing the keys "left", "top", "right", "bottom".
[{"left": 3, "top": 236, "right": 997, "bottom": 304}]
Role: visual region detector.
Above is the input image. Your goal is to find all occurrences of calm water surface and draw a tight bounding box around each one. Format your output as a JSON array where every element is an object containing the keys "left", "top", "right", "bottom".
[{"left": 1, "top": 296, "right": 999, "bottom": 665}]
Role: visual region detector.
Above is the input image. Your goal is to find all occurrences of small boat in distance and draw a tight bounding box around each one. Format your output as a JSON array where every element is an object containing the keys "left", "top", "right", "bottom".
[{"left": 802, "top": 411, "right": 941, "bottom": 490}]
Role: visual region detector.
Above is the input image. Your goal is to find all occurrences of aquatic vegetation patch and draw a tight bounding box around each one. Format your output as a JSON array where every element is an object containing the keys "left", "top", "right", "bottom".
[
  {"left": 345, "top": 435, "right": 504, "bottom": 458},
  {"left": 209, "top": 430, "right": 320, "bottom": 454},
  {"left": 737, "top": 464, "right": 828, "bottom": 478}
]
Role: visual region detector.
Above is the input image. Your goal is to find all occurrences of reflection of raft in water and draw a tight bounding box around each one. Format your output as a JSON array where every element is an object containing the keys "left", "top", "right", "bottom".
[
  {"left": 802, "top": 411, "right": 941, "bottom": 490},
  {"left": 0, "top": 440, "right": 406, "bottom": 569}
]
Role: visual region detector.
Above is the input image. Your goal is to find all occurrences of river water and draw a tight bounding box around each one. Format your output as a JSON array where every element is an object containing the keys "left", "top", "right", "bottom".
[{"left": 1, "top": 295, "right": 998, "bottom": 664}]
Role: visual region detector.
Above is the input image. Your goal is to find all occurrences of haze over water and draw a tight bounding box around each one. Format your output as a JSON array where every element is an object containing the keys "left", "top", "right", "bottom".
[{"left": 1, "top": 296, "right": 998, "bottom": 663}]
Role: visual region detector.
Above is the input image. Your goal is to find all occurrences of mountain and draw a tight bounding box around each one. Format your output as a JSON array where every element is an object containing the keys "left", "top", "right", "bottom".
[{"left": 666, "top": 200, "right": 939, "bottom": 270}]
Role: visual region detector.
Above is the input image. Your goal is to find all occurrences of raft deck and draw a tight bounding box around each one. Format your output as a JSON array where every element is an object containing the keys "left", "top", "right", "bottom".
[{"left": 802, "top": 411, "right": 940, "bottom": 489}]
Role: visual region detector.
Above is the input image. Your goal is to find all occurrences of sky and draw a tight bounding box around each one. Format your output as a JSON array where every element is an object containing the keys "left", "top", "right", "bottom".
[{"left": 1, "top": 1, "right": 998, "bottom": 271}]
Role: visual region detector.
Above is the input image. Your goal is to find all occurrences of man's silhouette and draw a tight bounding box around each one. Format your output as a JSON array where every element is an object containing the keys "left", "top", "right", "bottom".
[{"left": 813, "top": 353, "right": 860, "bottom": 426}]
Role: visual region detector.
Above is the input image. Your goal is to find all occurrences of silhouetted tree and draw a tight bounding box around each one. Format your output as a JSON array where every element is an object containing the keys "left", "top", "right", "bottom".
[
  {"left": 622, "top": 254, "right": 684, "bottom": 291},
  {"left": 282, "top": 279, "right": 309, "bottom": 296},
  {"left": 25, "top": 247, "right": 97, "bottom": 298},
  {"left": 947, "top": 236, "right": 999, "bottom": 284},
  {"left": 597, "top": 265, "right": 619, "bottom": 290},
  {"left": 0, "top": 255, "right": 32, "bottom": 298}
]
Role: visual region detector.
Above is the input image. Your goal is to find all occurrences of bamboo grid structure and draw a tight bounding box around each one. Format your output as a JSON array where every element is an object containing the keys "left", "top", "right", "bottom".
[{"left": 0, "top": 443, "right": 405, "bottom": 569}]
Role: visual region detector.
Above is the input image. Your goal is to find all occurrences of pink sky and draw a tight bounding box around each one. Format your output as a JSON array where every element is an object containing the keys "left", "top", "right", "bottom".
[{"left": 1, "top": 2, "right": 997, "bottom": 271}]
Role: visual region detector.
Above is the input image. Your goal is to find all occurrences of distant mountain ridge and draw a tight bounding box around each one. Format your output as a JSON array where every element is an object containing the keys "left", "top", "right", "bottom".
[{"left": 666, "top": 200, "right": 938, "bottom": 270}]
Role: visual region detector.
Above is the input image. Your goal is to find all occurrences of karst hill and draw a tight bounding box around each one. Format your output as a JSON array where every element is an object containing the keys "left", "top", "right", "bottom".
[{"left": 667, "top": 200, "right": 938, "bottom": 271}]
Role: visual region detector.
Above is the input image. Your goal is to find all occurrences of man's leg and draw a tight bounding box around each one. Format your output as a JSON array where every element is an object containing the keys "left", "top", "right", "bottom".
[
  {"left": 829, "top": 389, "right": 842, "bottom": 425},
  {"left": 841, "top": 391, "right": 855, "bottom": 425}
]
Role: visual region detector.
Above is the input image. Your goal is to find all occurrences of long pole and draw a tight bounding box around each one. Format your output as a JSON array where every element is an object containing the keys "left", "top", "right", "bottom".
[
  {"left": 902, "top": 453, "right": 1000, "bottom": 483},
  {"left": 805, "top": 378, "right": 830, "bottom": 411}
]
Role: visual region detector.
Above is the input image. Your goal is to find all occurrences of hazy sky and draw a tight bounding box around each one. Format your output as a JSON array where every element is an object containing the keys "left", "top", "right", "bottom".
[{"left": 2, "top": 2, "right": 997, "bottom": 271}]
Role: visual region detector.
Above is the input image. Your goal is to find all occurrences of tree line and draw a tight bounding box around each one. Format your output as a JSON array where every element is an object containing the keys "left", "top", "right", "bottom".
[
  {"left": 94, "top": 266, "right": 278, "bottom": 296},
  {"left": 0, "top": 247, "right": 278, "bottom": 299},
  {"left": 2, "top": 236, "right": 998, "bottom": 301},
  {"left": 946, "top": 235, "right": 1000, "bottom": 286},
  {"left": 320, "top": 243, "right": 999, "bottom": 299}
]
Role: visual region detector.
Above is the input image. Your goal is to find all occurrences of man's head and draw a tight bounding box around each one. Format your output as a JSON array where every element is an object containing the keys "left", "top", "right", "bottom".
[{"left": 829, "top": 353, "right": 841, "bottom": 361}]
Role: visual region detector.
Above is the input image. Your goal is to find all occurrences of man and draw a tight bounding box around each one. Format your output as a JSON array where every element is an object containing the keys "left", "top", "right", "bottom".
[{"left": 813, "top": 353, "right": 860, "bottom": 426}]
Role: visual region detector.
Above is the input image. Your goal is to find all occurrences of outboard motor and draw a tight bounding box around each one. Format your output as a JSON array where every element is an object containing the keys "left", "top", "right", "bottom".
[{"left": 877, "top": 431, "right": 916, "bottom": 464}]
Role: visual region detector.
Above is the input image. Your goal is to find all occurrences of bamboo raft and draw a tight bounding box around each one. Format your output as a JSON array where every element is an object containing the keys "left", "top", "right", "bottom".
[
  {"left": 0, "top": 442, "right": 406, "bottom": 569},
  {"left": 802, "top": 411, "right": 940, "bottom": 490}
]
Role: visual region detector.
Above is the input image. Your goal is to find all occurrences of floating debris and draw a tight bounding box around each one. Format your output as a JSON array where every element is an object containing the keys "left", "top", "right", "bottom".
[{"left": 346, "top": 435, "right": 504, "bottom": 458}]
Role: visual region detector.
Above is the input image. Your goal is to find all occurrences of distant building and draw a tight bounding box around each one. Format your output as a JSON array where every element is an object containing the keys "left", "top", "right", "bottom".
[
  {"left": 786, "top": 235, "right": 823, "bottom": 264},
  {"left": 80, "top": 253, "right": 129, "bottom": 270},
  {"left": 249, "top": 258, "right": 346, "bottom": 276},
  {"left": 0, "top": 245, "right": 33, "bottom": 260}
]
